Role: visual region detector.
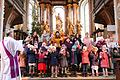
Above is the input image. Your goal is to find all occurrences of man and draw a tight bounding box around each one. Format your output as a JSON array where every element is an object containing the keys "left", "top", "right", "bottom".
[{"left": 0, "top": 29, "right": 24, "bottom": 80}]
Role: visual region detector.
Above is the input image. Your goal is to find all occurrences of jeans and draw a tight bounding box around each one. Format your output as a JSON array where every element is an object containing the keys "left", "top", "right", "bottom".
[{"left": 82, "top": 63, "right": 88, "bottom": 74}]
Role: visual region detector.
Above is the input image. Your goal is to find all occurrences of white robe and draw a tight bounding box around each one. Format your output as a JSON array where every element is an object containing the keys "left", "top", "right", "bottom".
[{"left": 0, "top": 37, "right": 24, "bottom": 80}]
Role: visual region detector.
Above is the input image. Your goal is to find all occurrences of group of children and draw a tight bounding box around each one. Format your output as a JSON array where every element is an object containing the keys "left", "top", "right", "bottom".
[
  {"left": 17, "top": 31, "right": 119, "bottom": 78},
  {"left": 18, "top": 39, "right": 112, "bottom": 78}
]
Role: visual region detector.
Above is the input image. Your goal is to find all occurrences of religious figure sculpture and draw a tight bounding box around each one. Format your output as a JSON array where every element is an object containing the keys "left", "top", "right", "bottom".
[
  {"left": 56, "top": 13, "right": 63, "bottom": 32},
  {"left": 44, "top": 21, "right": 50, "bottom": 33},
  {"left": 40, "top": 21, "right": 45, "bottom": 33},
  {"left": 67, "top": 17, "right": 74, "bottom": 36},
  {"left": 76, "top": 20, "right": 82, "bottom": 35}
]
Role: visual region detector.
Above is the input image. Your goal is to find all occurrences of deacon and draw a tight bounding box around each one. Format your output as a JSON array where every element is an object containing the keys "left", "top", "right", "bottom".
[{"left": 0, "top": 29, "right": 24, "bottom": 80}]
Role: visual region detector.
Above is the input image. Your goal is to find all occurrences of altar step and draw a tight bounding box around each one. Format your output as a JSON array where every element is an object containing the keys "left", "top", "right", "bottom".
[{"left": 22, "top": 75, "right": 116, "bottom": 80}]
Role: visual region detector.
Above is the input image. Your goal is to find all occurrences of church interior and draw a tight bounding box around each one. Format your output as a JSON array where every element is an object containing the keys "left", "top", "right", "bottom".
[{"left": 0, "top": 0, "right": 120, "bottom": 80}]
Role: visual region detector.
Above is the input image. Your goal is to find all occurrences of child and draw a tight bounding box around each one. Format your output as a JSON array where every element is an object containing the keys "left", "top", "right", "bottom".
[
  {"left": 27, "top": 45, "right": 36, "bottom": 77},
  {"left": 38, "top": 47, "right": 47, "bottom": 77},
  {"left": 71, "top": 45, "right": 78, "bottom": 77},
  {"left": 50, "top": 46, "right": 59, "bottom": 78},
  {"left": 100, "top": 45, "right": 109, "bottom": 77},
  {"left": 59, "top": 45, "right": 69, "bottom": 77},
  {"left": 18, "top": 51, "right": 26, "bottom": 77},
  {"left": 81, "top": 46, "right": 90, "bottom": 77},
  {"left": 90, "top": 46, "right": 99, "bottom": 76}
]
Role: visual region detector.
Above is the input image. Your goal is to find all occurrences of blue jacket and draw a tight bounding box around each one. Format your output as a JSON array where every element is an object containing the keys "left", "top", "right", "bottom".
[
  {"left": 27, "top": 48, "right": 36, "bottom": 63},
  {"left": 50, "top": 51, "right": 59, "bottom": 66}
]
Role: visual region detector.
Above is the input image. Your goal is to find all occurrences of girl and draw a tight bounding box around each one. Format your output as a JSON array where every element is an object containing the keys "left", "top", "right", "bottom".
[
  {"left": 18, "top": 51, "right": 27, "bottom": 77},
  {"left": 38, "top": 47, "right": 47, "bottom": 77},
  {"left": 59, "top": 44, "right": 69, "bottom": 77},
  {"left": 90, "top": 46, "right": 99, "bottom": 76},
  {"left": 71, "top": 45, "right": 78, "bottom": 77},
  {"left": 81, "top": 46, "right": 90, "bottom": 77},
  {"left": 100, "top": 45, "right": 109, "bottom": 76}
]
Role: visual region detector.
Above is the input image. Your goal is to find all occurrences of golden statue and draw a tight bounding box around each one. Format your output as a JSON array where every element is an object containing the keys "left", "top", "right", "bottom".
[
  {"left": 76, "top": 20, "right": 82, "bottom": 35},
  {"left": 44, "top": 21, "right": 50, "bottom": 33},
  {"left": 40, "top": 21, "right": 45, "bottom": 33},
  {"left": 67, "top": 17, "right": 74, "bottom": 36},
  {"left": 56, "top": 13, "right": 63, "bottom": 32}
]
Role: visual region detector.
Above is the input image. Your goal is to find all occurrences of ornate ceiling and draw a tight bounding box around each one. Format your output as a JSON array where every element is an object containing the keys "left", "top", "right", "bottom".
[{"left": 37, "top": 0, "right": 80, "bottom": 5}]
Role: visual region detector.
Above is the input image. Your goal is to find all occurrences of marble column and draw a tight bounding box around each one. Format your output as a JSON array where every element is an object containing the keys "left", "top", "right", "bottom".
[
  {"left": 73, "top": 3, "right": 78, "bottom": 33},
  {"left": 50, "top": 6, "right": 53, "bottom": 32},
  {"left": 67, "top": 4, "right": 72, "bottom": 22},
  {"left": 114, "top": 0, "right": 120, "bottom": 44},
  {"left": 88, "top": 0, "right": 95, "bottom": 37},
  {"left": 64, "top": 5, "right": 67, "bottom": 34},
  {"left": 46, "top": 4, "right": 51, "bottom": 26},
  {"left": 67, "top": 4, "right": 72, "bottom": 34},
  {"left": 0, "top": 0, "right": 4, "bottom": 41},
  {"left": 40, "top": 3, "right": 45, "bottom": 22},
  {"left": 73, "top": 3, "right": 77, "bottom": 25}
]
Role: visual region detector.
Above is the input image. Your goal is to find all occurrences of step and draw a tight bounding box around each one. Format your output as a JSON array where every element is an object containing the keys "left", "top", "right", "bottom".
[{"left": 22, "top": 76, "right": 116, "bottom": 80}]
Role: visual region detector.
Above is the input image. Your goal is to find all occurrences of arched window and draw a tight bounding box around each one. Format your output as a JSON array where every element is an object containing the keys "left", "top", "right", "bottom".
[{"left": 80, "top": 0, "right": 89, "bottom": 38}]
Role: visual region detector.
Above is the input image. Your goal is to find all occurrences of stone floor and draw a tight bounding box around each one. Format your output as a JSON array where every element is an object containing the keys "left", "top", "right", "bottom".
[{"left": 22, "top": 75, "right": 116, "bottom": 80}]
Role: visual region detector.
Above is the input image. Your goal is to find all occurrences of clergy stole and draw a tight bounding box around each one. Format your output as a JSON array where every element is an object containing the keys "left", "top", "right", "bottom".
[{"left": 2, "top": 40, "right": 19, "bottom": 78}]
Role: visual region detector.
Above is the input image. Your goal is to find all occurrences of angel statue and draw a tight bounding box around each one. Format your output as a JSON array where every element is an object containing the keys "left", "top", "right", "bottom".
[
  {"left": 44, "top": 21, "right": 50, "bottom": 33},
  {"left": 76, "top": 20, "right": 82, "bottom": 35}
]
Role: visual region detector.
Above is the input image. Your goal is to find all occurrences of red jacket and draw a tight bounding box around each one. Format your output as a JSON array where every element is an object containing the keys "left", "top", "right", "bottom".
[
  {"left": 82, "top": 51, "right": 90, "bottom": 64},
  {"left": 100, "top": 51, "right": 109, "bottom": 68}
]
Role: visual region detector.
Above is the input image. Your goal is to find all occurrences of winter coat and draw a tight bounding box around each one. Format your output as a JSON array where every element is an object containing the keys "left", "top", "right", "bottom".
[
  {"left": 90, "top": 52, "right": 99, "bottom": 66},
  {"left": 82, "top": 51, "right": 90, "bottom": 64},
  {"left": 38, "top": 53, "right": 46, "bottom": 63},
  {"left": 100, "top": 51, "right": 109, "bottom": 68},
  {"left": 50, "top": 51, "right": 59, "bottom": 66},
  {"left": 18, "top": 54, "right": 26, "bottom": 67},
  {"left": 27, "top": 49, "right": 36, "bottom": 63}
]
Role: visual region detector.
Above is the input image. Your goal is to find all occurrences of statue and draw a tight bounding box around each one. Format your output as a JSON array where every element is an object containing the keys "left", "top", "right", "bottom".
[
  {"left": 67, "top": 17, "right": 74, "bottom": 36},
  {"left": 76, "top": 20, "right": 82, "bottom": 35},
  {"left": 44, "top": 21, "right": 50, "bottom": 33},
  {"left": 40, "top": 21, "right": 45, "bottom": 33},
  {"left": 56, "top": 13, "right": 63, "bottom": 32}
]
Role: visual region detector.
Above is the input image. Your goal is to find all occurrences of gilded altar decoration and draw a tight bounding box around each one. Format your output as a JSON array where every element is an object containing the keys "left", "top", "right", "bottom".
[
  {"left": 40, "top": 21, "right": 45, "bottom": 33},
  {"left": 44, "top": 21, "right": 50, "bottom": 33},
  {"left": 56, "top": 13, "right": 63, "bottom": 32},
  {"left": 67, "top": 17, "right": 74, "bottom": 36},
  {"left": 76, "top": 20, "right": 82, "bottom": 35}
]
